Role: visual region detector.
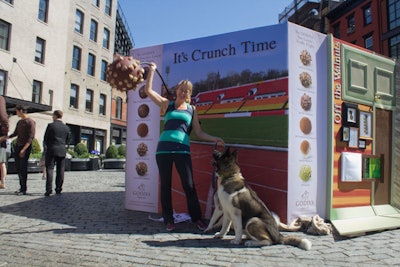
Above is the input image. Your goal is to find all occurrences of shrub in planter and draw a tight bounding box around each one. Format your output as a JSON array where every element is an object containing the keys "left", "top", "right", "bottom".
[
  {"left": 103, "top": 144, "right": 126, "bottom": 169},
  {"left": 118, "top": 145, "right": 126, "bottom": 158},
  {"left": 69, "top": 142, "right": 91, "bottom": 171},
  {"left": 74, "top": 142, "right": 89, "bottom": 158},
  {"left": 105, "top": 145, "right": 119, "bottom": 159}
]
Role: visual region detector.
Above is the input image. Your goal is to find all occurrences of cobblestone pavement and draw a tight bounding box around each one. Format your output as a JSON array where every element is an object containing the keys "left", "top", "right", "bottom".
[{"left": 1, "top": 170, "right": 400, "bottom": 266}]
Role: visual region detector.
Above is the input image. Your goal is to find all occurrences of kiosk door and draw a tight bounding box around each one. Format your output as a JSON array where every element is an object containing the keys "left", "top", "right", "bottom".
[{"left": 373, "top": 108, "right": 392, "bottom": 205}]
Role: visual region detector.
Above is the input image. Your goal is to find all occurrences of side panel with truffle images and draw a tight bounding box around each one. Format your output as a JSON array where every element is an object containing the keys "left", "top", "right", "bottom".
[
  {"left": 287, "top": 23, "right": 328, "bottom": 223},
  {"left": 125, "top": 45, "right": 164, "bottom": 213}
]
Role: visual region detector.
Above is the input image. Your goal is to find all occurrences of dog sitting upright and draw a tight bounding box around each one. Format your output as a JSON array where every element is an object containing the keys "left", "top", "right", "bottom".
[{"left": 211, "top": 147, "right": 312, "bottom": 250}]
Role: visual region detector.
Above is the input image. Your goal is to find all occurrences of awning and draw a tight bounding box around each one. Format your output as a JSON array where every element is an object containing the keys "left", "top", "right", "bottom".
[{"left": 4, "top": 96, "right": 52, "bottom": 115}]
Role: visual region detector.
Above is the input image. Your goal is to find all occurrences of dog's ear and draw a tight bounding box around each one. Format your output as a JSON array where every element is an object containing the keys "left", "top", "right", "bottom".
[
  {"left": 232, "top": 149, "right": 239, "bottom": 161},
  {"left": 222, "top": 146, "right": 230, "bottom": 157}
]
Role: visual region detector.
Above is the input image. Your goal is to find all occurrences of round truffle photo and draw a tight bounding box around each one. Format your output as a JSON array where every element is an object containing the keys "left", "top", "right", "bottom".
[
  {"left": 137, "top": 142, "right": 148, "bottom": 156},
  {"left": 136, "top": 162, "right": 147, "bottom": 176},
  {"left": 138, "top": 85, "right": 148, "bottom": 99},
  {"left": 299, "top": 50, "right": 312, "bottom": 66},
  {"left": 137, "top": 123, "right": 148, "bottom": 137},
  {"left": 299, "top": 72, "right": 312, "bottom": 88},
  {"left": 300, "top": 117, "right": 312, "bottom": 135},
  {"left": 138, "top": 104, "right": 149, "bottom": 118},
  {"left": 300, "top": 140, "right": 310, "bottom": 156},
  {"left": 300, "top": 93, "right": 312, "bottom": 111}
]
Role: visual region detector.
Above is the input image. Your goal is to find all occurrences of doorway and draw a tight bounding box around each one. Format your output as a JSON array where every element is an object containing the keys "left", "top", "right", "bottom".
[{"left": 373, "top": 108, "right": 392, "bottom": 205}]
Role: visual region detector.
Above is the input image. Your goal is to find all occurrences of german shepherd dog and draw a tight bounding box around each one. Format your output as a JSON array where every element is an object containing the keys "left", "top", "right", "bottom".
[{"left": 209, "top": 147, "right": 312, "bottom": 250}]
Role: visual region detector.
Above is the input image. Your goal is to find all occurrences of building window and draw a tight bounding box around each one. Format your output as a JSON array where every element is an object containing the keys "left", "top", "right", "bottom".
[
  {"left": 0, "top": 20, "right": 11, "bottom": 51},
  {"left": 364, "top": 34, "right": 373, "bottom": 51},
  {"left": 0, "top": 70, "right": 7, "bottom": 95},
  {"left": 389, "top": 34, "right": 400, "bottom": 59},
  {"left": 87, "top": 53, "right": 96, "bottom": 76},
  {"left": 347, "top": 13, "right": 355, "bottom": 34},
  {"left": 92, "top": 0, "right": 99, "bottom": 7},
  {"left": 103, "top": 28, "right": 110, "bottom": 49},
  {"left": 35, "top": 37, "right": 46, "bottom": 63},
  {"left": 32, "top": 80, "right": 42, "bottom": 103},
  {"left": 75, "top": 9, "right": 84, "bottom": 34},
  {"left": 363, "top": 4, "right": 372, "bottom": 25},
  {"left": 333, "top": 23, "right": 340, "bottom": 39},
  {"left": 116, "top": 97, "right": 122, "bottom": 119},
  {"left": 70, "top": 84, "right": 79, "bottom": 108},
  {"left": 4, "top": 0, "right": 13, "bottom": 4},
  {"left": 72, "top": 46, "right": 81, "bottom": 70},
  {"left": 99, "top": 93, "right": 106, "bottom": 115},
  {"left": 101, "top": 60, "right": 107, "bottom": 81},
  {"left": 38, "top": 0, "right": 49, "bottom": 22},
  {"left": 389, "top": 0, "right": 400, "bottom": 30},
  {"left": 90, "top": 19, "right": 98, "bottom": 42},
  {"left": 86, "top": 89, "right": 93, "bottom": 112},
  {"left": 105, "top": 0, "right": 112, "bottom": 16}
]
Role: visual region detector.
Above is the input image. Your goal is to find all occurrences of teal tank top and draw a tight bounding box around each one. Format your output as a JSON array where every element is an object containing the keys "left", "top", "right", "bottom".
[{"left": 156, "top": 101, "right": 193, "bottom": 154}]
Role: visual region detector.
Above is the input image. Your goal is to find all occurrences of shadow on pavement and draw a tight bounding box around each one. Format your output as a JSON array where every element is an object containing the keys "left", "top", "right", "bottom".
[{"left": 0, "top": 191, "right": 206, "bottom": 236}]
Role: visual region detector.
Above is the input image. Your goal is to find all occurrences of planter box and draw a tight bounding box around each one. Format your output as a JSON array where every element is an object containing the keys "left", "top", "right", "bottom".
[
  {"left": 90, "top": 158, "right": 100, "bottom": 170},
  {"left": 103, "top": 158, "right": 125, "bottom": 169},
  {"left": 7, "top": 158, "right": 16, "bottom": 174},
  {"left": 70, "top": 158, "right": 91, "bottom": 171},
  {"left": 28, "top": 159, "right": 42, "bottom": 173},
  {"left": 6, "top": 158, "right": 41, "bottom": 174}
]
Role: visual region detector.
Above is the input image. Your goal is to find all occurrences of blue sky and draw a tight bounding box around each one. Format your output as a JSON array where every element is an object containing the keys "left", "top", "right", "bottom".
[{"left": 118, "top": 0, "right": 293, "bottom": 48}]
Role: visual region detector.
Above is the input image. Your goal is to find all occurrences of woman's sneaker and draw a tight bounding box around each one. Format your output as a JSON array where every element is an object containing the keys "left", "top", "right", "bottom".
[{"left": 166, "top": 223, "right": 176, "bottom": 232}]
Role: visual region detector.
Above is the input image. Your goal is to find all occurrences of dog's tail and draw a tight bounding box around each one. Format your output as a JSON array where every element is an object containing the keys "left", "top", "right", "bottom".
[{"left": 280, "top": 235, "right": 312, "bottom": 250}]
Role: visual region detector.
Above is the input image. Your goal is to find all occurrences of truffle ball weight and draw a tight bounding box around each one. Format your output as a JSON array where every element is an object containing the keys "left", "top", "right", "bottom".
[{"left": 106, "top": 53, "right": 146, "bottom": 92}]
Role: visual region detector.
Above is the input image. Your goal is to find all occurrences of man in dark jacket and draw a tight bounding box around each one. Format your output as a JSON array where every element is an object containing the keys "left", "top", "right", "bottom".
[{"left": 44, "top": 110, "right": 70, "bottom": 196}]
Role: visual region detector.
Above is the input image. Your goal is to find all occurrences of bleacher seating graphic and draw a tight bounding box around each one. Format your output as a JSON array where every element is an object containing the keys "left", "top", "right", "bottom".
[{"left": 192, "top": 78, "right": 288, "bottom": 115}]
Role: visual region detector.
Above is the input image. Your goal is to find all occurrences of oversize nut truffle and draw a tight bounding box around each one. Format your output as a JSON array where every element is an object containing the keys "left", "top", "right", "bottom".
[
  {"left": 138, "top": 104, "right": 149, "bottom": 118},
  {"left": 137, "top": 142, "right": 148, "bottom": 156},
  {"left": 137, "top": 123, "right": 148, "bottom": 137},
  {"left": 136, "top": 162, "right": 147, "bottom": 176},
  {"left": 106, "top": 54, "right": 145, "bottom": 92},
  {"left": 300, "top": 117, "right": 312, "bottom": 135}
]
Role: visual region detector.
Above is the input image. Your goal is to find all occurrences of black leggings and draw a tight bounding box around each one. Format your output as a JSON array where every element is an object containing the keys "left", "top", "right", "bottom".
[
  {"left": 13, "top": 144, "right": 32, "bottom": 192},
  {"left": 156, "top": 153, "right": 202, "bottom": 224}
]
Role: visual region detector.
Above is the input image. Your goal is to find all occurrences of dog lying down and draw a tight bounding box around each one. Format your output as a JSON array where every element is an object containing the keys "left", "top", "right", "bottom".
[{"left": 206, "top": 147, "right": 312, "bottom": 250}]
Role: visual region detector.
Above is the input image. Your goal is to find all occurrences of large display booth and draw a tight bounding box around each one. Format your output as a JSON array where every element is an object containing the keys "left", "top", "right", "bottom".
[{"left": 124, "top": 22, "right": 398, "bottom": 235}]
